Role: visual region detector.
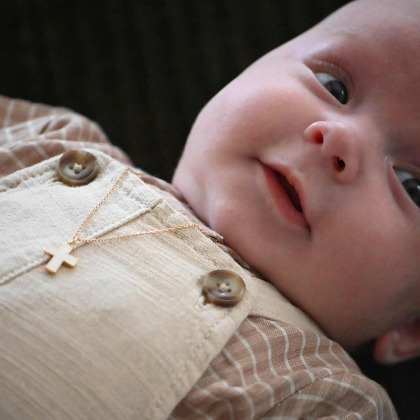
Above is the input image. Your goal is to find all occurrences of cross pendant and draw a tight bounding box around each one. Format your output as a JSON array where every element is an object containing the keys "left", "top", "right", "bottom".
[{"left": 44, "top": 242, "right": 78, "bottom": 274}]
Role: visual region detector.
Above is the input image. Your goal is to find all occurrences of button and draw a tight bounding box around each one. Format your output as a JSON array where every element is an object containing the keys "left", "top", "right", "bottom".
[
  {"left": 202, "top": 270, "right": 246, "bottom": 306},
  {"left": 57, "top": 150, "right": 98, "bottom": 186}
]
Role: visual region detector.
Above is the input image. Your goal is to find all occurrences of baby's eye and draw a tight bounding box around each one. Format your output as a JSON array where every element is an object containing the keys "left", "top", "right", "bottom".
[
  {"left": 315, "top": 72, "right": 348, "bottom": 104},
  {"left": 394, "top": 168, "right": 420, "bottom": 207}
]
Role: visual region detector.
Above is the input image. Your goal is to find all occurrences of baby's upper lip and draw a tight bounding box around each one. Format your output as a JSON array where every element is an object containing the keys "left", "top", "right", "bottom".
[{"left": 262, "top": 161, "right": 309, "bottom": 226}]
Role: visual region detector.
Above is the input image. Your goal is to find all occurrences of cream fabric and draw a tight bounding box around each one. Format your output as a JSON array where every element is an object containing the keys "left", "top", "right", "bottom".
[
  {"left": 0, "top": 97, "right": 398, "bottom": 419},
  {"left": 0, "top": 151, "right": 322, "bottom": 419}
]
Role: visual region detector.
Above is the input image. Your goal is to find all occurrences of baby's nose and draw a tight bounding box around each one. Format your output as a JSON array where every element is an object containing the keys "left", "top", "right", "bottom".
[{"left": 303, "top": 121, "right": 361, "bottom": 184}]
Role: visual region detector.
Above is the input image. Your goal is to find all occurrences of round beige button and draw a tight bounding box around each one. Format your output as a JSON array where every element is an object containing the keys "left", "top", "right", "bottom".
[
  {"left": 57, "top": 150, "right": 98, "bottom": 186},
  {"left": 202, "top": 270, "right": 246, "bottom": 306}
]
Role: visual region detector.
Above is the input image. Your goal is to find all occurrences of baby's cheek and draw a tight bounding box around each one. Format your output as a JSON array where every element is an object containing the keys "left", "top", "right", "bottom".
[
  {"left": 209, "top": 78, "right": 308, "bottom": 147},
  {"left": 323, "top": 210, "right": 414, "bottom": 298}
]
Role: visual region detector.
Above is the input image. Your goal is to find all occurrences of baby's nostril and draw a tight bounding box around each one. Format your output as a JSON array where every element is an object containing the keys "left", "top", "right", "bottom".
[
  {"left": 334, "top": 156, "right": 346, "bottom": 171},
  {"left": 314, "top": 132, "right": 324, "bottom": 144}
]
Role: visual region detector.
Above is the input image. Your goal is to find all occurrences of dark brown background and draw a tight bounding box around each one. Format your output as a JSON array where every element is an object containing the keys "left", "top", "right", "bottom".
[{"left": 1, "top": 1, "right": 418, "bottom": 418}]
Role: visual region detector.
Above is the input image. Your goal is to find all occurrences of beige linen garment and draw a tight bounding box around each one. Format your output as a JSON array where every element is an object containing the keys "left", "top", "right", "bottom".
[{"left": 0, "top": 97, "right": 398, "bottom": 419}]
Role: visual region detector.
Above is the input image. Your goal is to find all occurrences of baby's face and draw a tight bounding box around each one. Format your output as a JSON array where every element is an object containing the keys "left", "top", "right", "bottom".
[{"left": 173, "top": 0, "right": 420, "bottom": 349}]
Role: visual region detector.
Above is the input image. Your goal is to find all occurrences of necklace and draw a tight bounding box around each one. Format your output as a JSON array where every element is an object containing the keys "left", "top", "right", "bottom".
[{"left": 44, "top": 167, "right": 218, "bottom": 274}]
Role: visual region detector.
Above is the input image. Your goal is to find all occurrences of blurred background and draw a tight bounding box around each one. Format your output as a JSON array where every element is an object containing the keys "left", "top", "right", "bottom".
[{"left": 1, "top": 1, "right": 418, "bottom": 418}]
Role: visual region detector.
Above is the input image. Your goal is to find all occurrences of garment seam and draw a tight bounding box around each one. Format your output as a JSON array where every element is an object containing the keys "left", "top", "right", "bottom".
[
  {"left": 148, "top": 306, "right": 235, "bottom": 419},
  {"left": 0, "top": 147, "right": 118, "bottom": 193},
  {"left": 0, "top": 166, "right": 56, "bottom": 193},
  {"left": 0, "top": 187, "right": 160, "bottom": 286},
  {"left": 144, "top": 204, "right": 247, "bottom": 418}
]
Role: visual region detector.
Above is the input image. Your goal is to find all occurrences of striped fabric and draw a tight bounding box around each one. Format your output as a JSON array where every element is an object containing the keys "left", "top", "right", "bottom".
[
  {"left": 0, "top": 96, "right": 131, "bottom": 176},
  {"left": 172, "top": 318, "right": 396, "bottom": 418},
  {"left": 0, "top": 96, "right": 397, "bottom": 419}
]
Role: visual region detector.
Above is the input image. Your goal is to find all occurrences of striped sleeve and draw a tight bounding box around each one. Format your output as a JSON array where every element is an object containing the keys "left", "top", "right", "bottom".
[
  {"left": 264, "top": 371, "right": 396, "bottom": 419},
  {"left": 171, "top": 317, "right": 398, "bottom": 419},
  {"left": 0, "top": 96, "right": 131, "bottom": 176}
]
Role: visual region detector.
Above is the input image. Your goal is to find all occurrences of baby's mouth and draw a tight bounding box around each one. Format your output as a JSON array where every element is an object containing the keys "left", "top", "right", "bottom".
[
  {"left": 275, "top": 172, "right": 303, "bottom": 213},
  {"left": 261, "top": 162, "right": 309, "bottom": 229}
]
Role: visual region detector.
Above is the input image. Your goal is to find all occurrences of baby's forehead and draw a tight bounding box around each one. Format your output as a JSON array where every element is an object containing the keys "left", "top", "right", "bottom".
[
  {"left": 309, "top": 1, "right": 420, "bottom": 84},
  {"left": 315, "top": 0, "right": 419, "bottom": 39}
]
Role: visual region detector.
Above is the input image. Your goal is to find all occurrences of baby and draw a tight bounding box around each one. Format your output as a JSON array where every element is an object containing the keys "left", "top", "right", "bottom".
[
  {"left": 0, "top": 0, "right": 418, "bottom": 418},
  {"left": 174, "top": 0, "right": 420, "bottom": 362}
]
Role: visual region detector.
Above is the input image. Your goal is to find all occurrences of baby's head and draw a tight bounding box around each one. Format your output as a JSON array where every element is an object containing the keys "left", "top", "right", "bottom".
[{"left": 173, "top": 0, "right": 420, "bottom": 363}]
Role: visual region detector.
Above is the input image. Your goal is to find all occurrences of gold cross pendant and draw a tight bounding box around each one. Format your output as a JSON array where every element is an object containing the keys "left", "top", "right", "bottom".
[{"left": 44, "top": 242, "right": 78, "bottom": 274}]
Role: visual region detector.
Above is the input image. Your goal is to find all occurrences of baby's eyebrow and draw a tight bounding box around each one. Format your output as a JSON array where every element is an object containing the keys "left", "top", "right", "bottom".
[
  {"left": 329, "top": 28, "right": 364, "bottom": 45},
  {"left": 309, "top": 32, "right": 364, "bottom": 76},
  {"left": 323, "top": 26, "right": 371, "bottom": 57}
]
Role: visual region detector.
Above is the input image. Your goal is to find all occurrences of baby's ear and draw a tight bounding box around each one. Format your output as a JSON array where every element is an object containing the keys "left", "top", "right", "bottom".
[{"left": 374, "top": 318, "right": 420, "bottom": 364}]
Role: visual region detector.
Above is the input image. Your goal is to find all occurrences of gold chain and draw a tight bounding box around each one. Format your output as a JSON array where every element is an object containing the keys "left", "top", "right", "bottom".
[
  {"left": 44, "top": 167, "right": 217, "bottom": 274},
  {"left": 68, "top": 167, "right": 209, "bottom": 245}
]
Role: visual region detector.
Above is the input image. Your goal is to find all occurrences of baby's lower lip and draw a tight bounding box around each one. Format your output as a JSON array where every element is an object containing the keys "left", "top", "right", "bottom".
[{"left": 261, "top": 163, "right": 309, "bottom": 229}]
